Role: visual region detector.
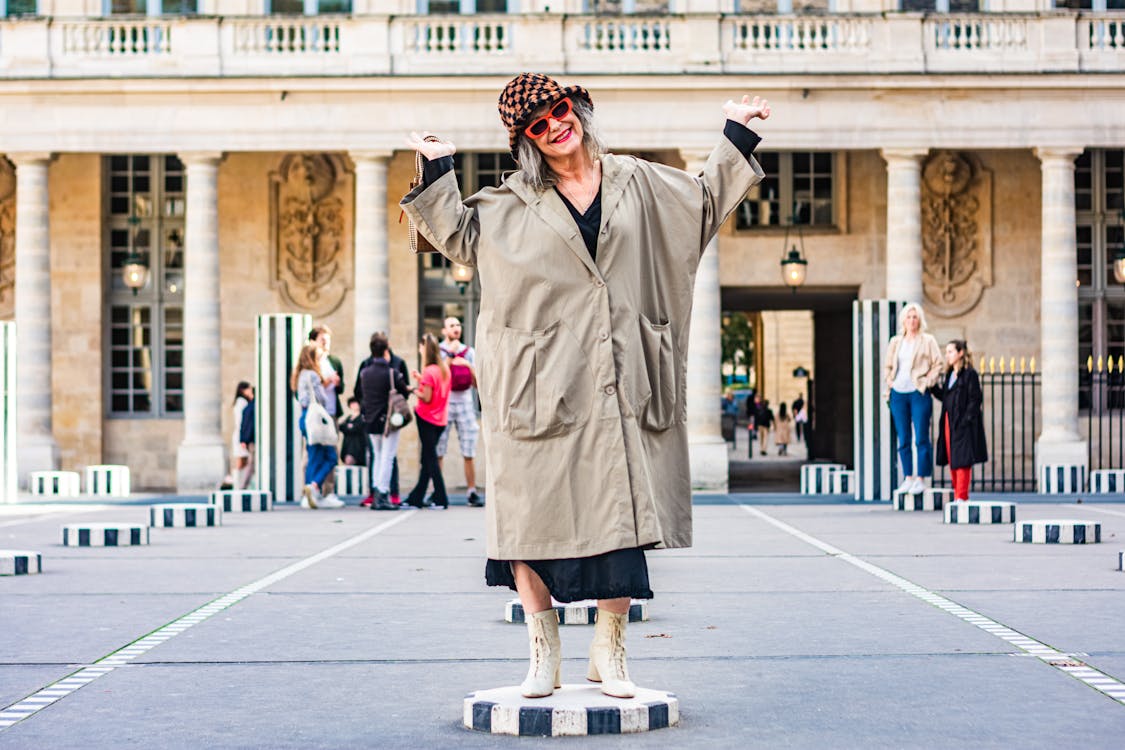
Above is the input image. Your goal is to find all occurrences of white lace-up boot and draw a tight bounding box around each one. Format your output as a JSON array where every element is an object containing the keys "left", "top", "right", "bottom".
[
  {"left": 587, "top": 609, "right": 637, "bottom": 698},
  {"left": 520, "top": 609, "right": 562, "bottom": 698}
]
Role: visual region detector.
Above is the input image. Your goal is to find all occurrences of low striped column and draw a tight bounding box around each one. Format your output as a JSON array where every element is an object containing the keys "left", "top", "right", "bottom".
[
  {"left": 85, "top": 465, "right": 130, "bottom": 497},
  {"left": 893, "top": 487, "right": 949, "bottom": 511},
  {"left": 1015, "top": 519, "right": 1100, "bottom": 544},
  {"left": 829, "top": 470, "right": 856, "bottom": 496},
  {"left": 0, "top": 550, "right": 41, "bottom": 575},
  {"left": 944, "top": 500, "right": 1017, "bottom": 525},
  {"left": 0, "top": 322, "right": 15, "bottom": 504},
  {"left": 800, "top": 463, "right": 845, "bottom": 494},
  {"left": 1038, "top": 464, "right": 1086, "bottom": 494},
  {"left": 149, "top": 503, "right": 222, "bottom": 528},
  {"left": 256, "top": 314, "right": 312, "bottom": 504},
  {"left": 334, "top": 465, "right": 368, "bottom": 497},
  {"left": 1090, "top": 470, "right": 1125, "bottom": 494},
  {"left": 464, "top": 686, "right": 679, "bottom": 736},
  {"left": 210, "top": 489, "right": 273, "bottom": 513},
  {"left": 852, "top": 300, "right": 903, "bottom": 501},
  {"left": 62, "top": 523, "right": 149, "bottom": 547},
  {"left": 505, "top": 599, "right": 649, "bottom": 625},
  {"left": 29, "top": 470, "right": 81, "bottom": 497}
]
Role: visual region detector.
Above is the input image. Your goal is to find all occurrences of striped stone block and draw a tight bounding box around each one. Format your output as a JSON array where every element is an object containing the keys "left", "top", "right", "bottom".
[
  {"left": 1090, "top": 470, "right": 1125, "bottom": 495},
  {"left": 1038, "top": 464, "right": 1086, "bottom": 494},
  {"left": 800, "top": 463, "right": 845, "bottom": 494},
  {"left": 829, "top": 470, "right": 856, "bottom": 496},
  {"left": 1015, "top": 519, "right": 1101, "bottom": 544},
  {"left": 209, "top": 490, "right": 273, "bottom": 513},
  {"left": 944, "top": 500, "right": 1017, "bottom": 525},
  {"left": 334, "top": 465, "right": 368, "bottom": 497},
  {"left": 29, "top": 471, "right": 81, "bottom": 497},
  {"left": 62, "top": 523, "right": 149, "bottom": 547},
  {"left": 85, "top": 465, "right": 131, "bottom": 497},
  {"left": 0, "top": 550, "right": 42, "bottom": 576},
  {"left": 149, "top": 503, "right": 222, "bottom": 528},
  {"left": 852, "top": 299, "right": 904, "bottom": 502},
  {"left": 505, "top": 599, "right": 649, "bottom": 625},
  {"left": 257, "top": 314, "right": 312, "bottom": 503},
  {"left": 893, "top": 487, "right": 948, "bottom": 511},
  {"left": 464, "top": 685, "right": 679, "bottom": 736}
]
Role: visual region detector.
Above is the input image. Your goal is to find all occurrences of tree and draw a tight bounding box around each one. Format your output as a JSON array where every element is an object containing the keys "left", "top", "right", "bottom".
[{"left": 721, "top": 312, "right": 755, "bottom": 386}]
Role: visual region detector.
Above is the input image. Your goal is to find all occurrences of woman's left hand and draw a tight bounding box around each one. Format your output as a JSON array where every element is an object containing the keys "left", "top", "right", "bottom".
[{"left": 722, "top": 95, "right": 771, "bottom": 126}]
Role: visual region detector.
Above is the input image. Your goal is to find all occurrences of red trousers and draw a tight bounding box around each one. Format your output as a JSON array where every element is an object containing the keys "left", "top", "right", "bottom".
[{"left": 943, "top": 414, "right": 972, "bottom": 501}]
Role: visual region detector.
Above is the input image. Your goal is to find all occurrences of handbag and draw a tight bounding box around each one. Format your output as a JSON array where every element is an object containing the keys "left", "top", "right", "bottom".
[
  {"left": 400, "top": 136, "right": 443, "bottom": 254},
  {"left": 384, "top": 367, "right": 413, "bottom": 436},
  {"left": 306, "top": 400, "right": 338, "bottom": 446}
]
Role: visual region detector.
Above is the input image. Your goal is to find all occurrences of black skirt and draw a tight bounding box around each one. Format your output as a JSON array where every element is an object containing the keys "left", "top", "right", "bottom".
[{"left": 485, "top": 547, "right": 653, "bottom": 603}]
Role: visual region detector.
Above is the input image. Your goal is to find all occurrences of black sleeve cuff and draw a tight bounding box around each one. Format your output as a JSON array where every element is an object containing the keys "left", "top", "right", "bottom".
[
  {"left": 423, "top": 155, "right": 455, "bottom": 186},
  {"left": 723, "top": 120, "right": 762, "bottom": 162}
]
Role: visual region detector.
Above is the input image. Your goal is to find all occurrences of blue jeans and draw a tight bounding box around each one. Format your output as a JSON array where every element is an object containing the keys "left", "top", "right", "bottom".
[
  {"left": 299, "top": 410, "right": 338, "bottom": 487},
  {"left": 889, "top": 389, "right": 933, "bottom": 478}
]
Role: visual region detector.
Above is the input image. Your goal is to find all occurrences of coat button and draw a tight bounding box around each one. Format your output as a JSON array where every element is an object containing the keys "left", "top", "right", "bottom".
[
  {"left": 600, "top": 330, "right": 609, "bottom": 341},
  {"left": 595, "top": 279, "right": 605, "bottom": 287},
  {"left": 604, "top": 384, "right": 616, "bottom": 396}
]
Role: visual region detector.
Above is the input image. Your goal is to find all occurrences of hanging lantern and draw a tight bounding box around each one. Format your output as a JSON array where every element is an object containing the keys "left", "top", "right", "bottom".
[
  {"left": 451, "top": 263, "right": 475, "bottom": 294},
  {"left": 780, "top": 246, "right": 808, "bottom": 290}
]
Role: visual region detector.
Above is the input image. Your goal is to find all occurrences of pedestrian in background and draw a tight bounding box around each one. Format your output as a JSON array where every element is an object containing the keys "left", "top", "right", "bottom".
[
  {"left": 792, "top": 393, "right": 806, "bottom": 442},
  {"left": 438, "top": 316, "right": 484, "bottom": 507},
  {"left": 292, "top": 342, "right": 344, "bottom": 509},
  {"left": 405, "top": 333, "right": 451, "bottom": 510},
  {"left": 338, "top": 397, "right": 367, "bottom": 467},
  {"left": 756, "top": 398, "right": 774, "bottom": 456},
  {"left": 230, "top": 381, "right": 255, "bottom": 489},
  {"left": 359, "top": 333, "right": 412, "bottom": 511},
  {"left": 883, "top": 303, "right": 943, "bottom": 494},
  {"left": 774, "top": 402, "right": 792, "bottom": 456},
  {"left": 933, "top": 339, "right": 988, "bottom": 501}
]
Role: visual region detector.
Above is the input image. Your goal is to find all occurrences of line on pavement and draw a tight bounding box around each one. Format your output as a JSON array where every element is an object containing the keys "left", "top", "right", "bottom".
[
  {"left": 0, "top": 510, "right": 416, "bottom": 731},
  {"left": 1068, "top": 505, "right": 1125, "bottom": 520},
  {"left": 740, "top": 505, "right": 1125, "bottom": 708}
]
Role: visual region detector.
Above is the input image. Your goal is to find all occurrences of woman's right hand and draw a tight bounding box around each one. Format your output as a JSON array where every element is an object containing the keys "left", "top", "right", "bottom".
[
  {"left": 406, "top": 132, "right": 456, "bottom": 160},
  {"left": 410, "top": 369, "right": 422, "bottom": 382}
]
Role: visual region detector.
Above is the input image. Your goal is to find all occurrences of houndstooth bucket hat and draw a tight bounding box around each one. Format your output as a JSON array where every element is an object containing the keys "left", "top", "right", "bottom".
[{"left": 498, "top": 73, "right": 593, "bottom": 162}]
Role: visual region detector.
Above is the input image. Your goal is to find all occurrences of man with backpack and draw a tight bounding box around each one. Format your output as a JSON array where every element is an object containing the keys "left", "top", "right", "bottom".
[{"left": 438, "top": 317, "right": 483, "bottom": 507}]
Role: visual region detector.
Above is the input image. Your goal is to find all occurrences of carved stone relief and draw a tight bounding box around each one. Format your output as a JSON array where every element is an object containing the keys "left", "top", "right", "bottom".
[
  {"left": 0, "top": 159, "right": 14, "bottom": 319},
  {"left": 269, "top": 153, "right": 353, "bottom": 316},
  {"left": 921, "top": 151, "right": 993, "bottom": 318}
]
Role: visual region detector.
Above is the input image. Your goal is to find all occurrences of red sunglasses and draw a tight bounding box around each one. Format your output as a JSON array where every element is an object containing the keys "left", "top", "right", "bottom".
[{"left": 523, "top": 98, "right": 573, "bottom": 140}]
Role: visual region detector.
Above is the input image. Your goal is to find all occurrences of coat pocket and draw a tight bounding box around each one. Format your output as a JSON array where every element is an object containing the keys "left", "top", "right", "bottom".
[
  {"left": 489, "top": 322, "right": 593, "bottom": 440},
  {"left": 636, "top": 315, "right": 677, "bottom": 432}
]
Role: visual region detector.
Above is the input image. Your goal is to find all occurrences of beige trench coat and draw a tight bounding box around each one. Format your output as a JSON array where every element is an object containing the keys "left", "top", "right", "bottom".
[{"left": 402, "top": 134, "right": 763, "bottom": 560}]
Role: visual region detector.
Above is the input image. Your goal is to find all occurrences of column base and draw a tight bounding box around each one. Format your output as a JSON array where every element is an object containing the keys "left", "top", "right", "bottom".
[
  {"left": 176, "top": 440, "right": 226, "bottom": 493},
  {"left": 18, "top": 438, "right": 59, "bottom": 486},
  {"left": 689, "top": 436, "right": 729, "bottom": 492},
  {"left": 1035, "top": 432, "right": 1088, "bottom": 473}
]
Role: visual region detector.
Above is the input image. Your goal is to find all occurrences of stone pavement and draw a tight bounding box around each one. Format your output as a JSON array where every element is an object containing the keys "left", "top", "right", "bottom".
[{"left": 2, "top": 493, "right": 1125, "bottom": 748}]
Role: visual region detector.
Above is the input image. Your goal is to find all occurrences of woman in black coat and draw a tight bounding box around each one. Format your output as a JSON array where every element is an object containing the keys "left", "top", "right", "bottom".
[{"left": 932, "top": 340, "right": 988, "bottom": 501}]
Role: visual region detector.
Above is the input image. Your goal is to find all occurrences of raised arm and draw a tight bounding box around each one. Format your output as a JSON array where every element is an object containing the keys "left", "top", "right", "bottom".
[{"left": 400, "top": 133, "right": 480, "bottom": 267}]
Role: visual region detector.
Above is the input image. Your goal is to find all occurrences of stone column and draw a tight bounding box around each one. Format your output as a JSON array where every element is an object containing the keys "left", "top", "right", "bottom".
[
  {"left": 349, "top": 151, "right": 392, "bottom": 365},
  {"left": 176, "top": 152, "right": 226, "bottom": 491},
  {"left": 683, "top": 150, "right": 728, "bottom": 492},
  {"left": 1035, "top": 147, "right": 1087, "bottom": 468},
  {"left": 11, "top": 153, "right": 60, "bottom": 480},
  {"left": 881, "top": 148, "right": 928, "bottom": 304}
]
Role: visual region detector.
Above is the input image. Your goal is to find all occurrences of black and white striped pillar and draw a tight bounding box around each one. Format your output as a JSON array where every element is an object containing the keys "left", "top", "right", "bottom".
[
  {"left": 1038, "top": 464, "right": 1086, "bottom": 494},
  {"left": 149, "top": 503, "right": 222, "bottom": 528},
  {"left": 1090, "top": 470, "right": 1125, "bottom": 494},
  {"left": 1015, "top": 519, "right": 1100, "bottom": 544},
  {"left": 0, "top": 322, "right": 15, "bottom": 504},
  {"left": 256, "top": 314, "right": 312, "bottom": 503},
  {"left": 852, "top": 300, "right": 902, "bottom": 502}
]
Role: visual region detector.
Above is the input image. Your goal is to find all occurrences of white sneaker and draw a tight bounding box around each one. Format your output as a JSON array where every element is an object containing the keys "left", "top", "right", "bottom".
[
  {"left": 910, "top": 478, "right": 926, "bottom": 494},
  {"left": 898, "top": 478, "right": 915, "bottom": 492},
  {"left": 302, "top": 484, "right": 319, "bottom": 509},
  {"left": 319, "top": 494, "right": 345, "bottom": 509}
]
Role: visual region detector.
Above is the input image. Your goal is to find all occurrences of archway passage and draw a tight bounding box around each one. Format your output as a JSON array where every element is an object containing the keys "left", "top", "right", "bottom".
[{"left": 721, "top": 286, "right": 856, "bottom": 493}]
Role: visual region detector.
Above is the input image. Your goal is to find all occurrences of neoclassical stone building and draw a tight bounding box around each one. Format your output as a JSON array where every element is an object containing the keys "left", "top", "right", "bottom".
[{"left": 0, "top": 0, "right": 1121, "bottom": 491}]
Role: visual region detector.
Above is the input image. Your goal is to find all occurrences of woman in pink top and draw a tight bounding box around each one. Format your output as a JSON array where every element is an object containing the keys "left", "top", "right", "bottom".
[{"left": 406, "top": 332, "right": 452, "bottom": 509}]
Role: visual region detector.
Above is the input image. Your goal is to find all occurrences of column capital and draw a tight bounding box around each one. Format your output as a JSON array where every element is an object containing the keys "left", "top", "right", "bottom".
[
  {"left": 349, "top": 150, "right": 394, "bottom": 165},
  {"left": 1034, "top": 147, "right": 1083, "bottom": 165},
  {"left": 880, "top": 147, "right": 929, "bottom": 165},
  {"left": 6, "top": 152, "right": 54, "bottom": 167},
  {"left": 177, "top": 151, "right": 224, "bottom": 167}
]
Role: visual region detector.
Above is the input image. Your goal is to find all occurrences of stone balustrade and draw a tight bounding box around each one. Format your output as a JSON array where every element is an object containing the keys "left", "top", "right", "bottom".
[{"left": 0, "top": 12, "right": 1120, "bottom": 79}]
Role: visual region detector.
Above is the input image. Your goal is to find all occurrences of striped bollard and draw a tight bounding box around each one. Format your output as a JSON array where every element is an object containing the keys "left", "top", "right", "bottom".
[
  {"left": 256, "top": 314, "right": 312, "bottom": 504},
  {"left": 1089, "top": 469, "right": 1125, "bottom": 494},
  {"left": 149, "top": 503, "right": 222, "bottom": 528},
  {"left": 29, "top": 470, "right": 81, "bottom": 497},
  {"left": 800, "top": 463, "right": 845, "bottom": 494},
  {"left": 1015, "top": 519, "right": 1100, "bottom": 544},
  {"left": 1038, "top": 464, "right": 1086, "bottom": 494},
  {"left": 944, "top": 500, "right": 1017, "bottom": 525},
  {"left": 0, "top": 550, "right": 42, "bottom": 575},
  {"left": 62, "top": 523, "right": 149, "bottom": 547},
  {"left": 0, "top": 322, "right": 14, "bottom": 504},
  {"left": 84, "top": 465, "right": 130, "bottom": 497},
  {"left": 852, "top": 300, "right": 903, "bottom": 501},
  {"left": 210, "top": 490, "right": 273, "bottom": 513},
  {"left": 829, "top": 469, "right": 856, "bottom": 496},
  {"left": 334, "top": 465, "right": 368, "bottom": 497}
]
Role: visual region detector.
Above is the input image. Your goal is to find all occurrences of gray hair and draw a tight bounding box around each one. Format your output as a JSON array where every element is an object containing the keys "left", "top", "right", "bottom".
[{"left": 515, "top": 98, "right": 607, "bottom": 191}]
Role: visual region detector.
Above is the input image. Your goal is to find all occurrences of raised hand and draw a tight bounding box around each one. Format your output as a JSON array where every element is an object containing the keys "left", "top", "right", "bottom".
[
  {"left": 405, "top": 131, "right": 457, "bottom": 160},
  {"left": 721, "top": 95, "right": 771, "bottom": 126}
]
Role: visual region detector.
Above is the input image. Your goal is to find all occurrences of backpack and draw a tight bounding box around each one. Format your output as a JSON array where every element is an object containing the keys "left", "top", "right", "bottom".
[{"left": 443, "top": 344, "right": 473, "bottom": 392}]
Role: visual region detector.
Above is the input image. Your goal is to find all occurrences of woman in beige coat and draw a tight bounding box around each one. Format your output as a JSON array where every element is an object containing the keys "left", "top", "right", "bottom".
[
  {"left": 883, "top": 303, "right": 944, "bottom": 494},
  {"left": 403, "top": 73, "right": 768, "bottom": 699}
]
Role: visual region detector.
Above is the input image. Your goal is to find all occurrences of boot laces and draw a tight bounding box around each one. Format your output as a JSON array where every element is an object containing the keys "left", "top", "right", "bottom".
[{"left": 609, "top": 620, "right": 628, "bottom": 678}]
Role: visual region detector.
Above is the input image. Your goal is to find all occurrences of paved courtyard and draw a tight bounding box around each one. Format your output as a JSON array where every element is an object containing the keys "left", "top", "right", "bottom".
[{"left": 2, "top": 492, "right": 1125, "bottom": 748}]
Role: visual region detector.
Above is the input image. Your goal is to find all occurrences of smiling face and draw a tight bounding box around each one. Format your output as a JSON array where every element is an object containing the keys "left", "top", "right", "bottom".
[
  {"left": 903, "top": 308, "right": 921, "bottom": 335},
  {"left": 527, "top": 98, "right": 584, "bottom": 161}
]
